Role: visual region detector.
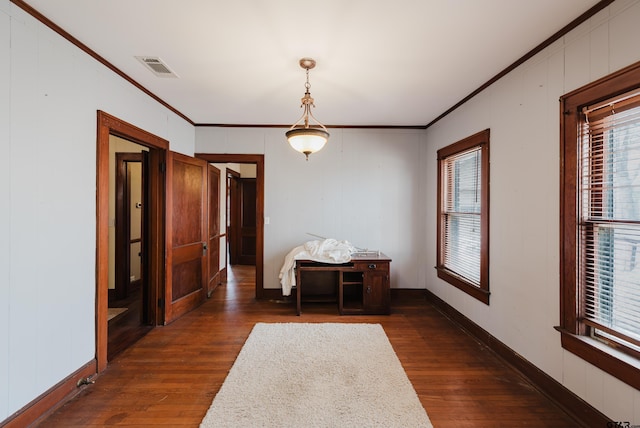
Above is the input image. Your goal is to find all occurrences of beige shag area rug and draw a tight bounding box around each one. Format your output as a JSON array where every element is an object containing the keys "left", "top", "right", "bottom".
[{"left": 200, "top": 322, "right": 432, "bottom": 428}]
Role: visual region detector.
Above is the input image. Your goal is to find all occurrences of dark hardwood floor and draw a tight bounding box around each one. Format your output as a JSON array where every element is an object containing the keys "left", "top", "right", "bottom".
[
  {"left": 107, "top": 287, "right": 153, "bottom": 361},
  {"left": 38, "top": 265, "right": 580, "bottom": 427}
]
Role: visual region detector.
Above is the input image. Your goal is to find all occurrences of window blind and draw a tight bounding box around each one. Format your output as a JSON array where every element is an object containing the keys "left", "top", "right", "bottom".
[
  {"left": 580, "top": 89, "right": 640, "bottom": 351},
  {"left": 442, "top": 147, "right": 482, "bottom": 286}
]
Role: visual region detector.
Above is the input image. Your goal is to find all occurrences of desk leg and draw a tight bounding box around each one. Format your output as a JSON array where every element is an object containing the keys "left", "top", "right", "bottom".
[
  {"left": 295, "top": 267, "right": 301, "bottom": 316},
  {"left": 338, "top": 271, "right": 344, "bottom": 315}
]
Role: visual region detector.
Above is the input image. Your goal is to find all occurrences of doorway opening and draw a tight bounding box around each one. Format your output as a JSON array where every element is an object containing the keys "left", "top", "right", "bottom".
[
  {"left": 97, "top": 111, "right": 168, "bottom": 372},
  {"left": 195, "top": 153, "right": 265, "bottom": 299},
  {"left": 108, "top": 144, "right": 152, "bottom": 360},
  {"left": 226, "top": 166, "right": 257, "bottom": 266}
]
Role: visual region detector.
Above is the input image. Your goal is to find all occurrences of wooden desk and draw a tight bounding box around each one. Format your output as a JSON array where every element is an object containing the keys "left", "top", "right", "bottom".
[{"left": 294, "top": 253, "right": 391, "bottom": 315}]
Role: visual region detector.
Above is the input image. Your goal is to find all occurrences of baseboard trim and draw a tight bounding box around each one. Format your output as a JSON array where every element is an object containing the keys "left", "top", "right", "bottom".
[
  {"left": 260, "top": 287, "right": 428, "bottom": 303},
  {"left": 424, "top": 289, "right": 611, "bottom": 428},
  {"left": 260, "top": 287, "right": 428, "bottom": 305},
  {"left": 0, "top": 359, "right": 97, "bottom": 428},
  {"left": 260, "top": 287, "right": 284, "bottom": 301},
  {"left": 391, "top": 288, "right": 428, "bottom": 301},
  {"left": 220, "top": 267, "right": 227, "bottom": 285}
]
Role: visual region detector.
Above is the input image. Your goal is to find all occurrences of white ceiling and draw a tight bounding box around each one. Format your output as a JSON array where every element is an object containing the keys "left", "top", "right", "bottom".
[{"left": 22, "top": 0, "right": 602, "bottom": 126}]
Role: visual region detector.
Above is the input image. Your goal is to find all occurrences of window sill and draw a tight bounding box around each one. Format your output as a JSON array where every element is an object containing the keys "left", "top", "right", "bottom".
[
  {"left": 555, "top": 327, "right": 640, "bottom": 390},
  {"left": 436, "top": 267, "right": 489, "bottom": 305}
]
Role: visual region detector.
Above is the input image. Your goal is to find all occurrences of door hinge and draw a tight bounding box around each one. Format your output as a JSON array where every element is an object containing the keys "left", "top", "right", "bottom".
[
  {"left": 160, "top": 162, "right": 166, "bottom": 173},
  {"left": 157, "top": 298, "right": 164, "bottom": 308}
]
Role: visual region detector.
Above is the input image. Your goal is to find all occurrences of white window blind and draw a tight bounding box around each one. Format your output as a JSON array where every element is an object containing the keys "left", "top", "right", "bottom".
[
  {"left": 580, "top": 89, "right": 640, "bottom": 351},
  {"left": 442, "top": 147, "right": 482, "bottom": 286}
]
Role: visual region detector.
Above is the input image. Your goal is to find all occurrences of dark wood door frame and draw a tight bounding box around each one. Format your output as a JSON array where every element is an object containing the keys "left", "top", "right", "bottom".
[
  {"left": 97, "top": 111, "right": 168, "bottom": 372},
  {"left": 195, "top": 153, "right": 265, "bottom": 299}
]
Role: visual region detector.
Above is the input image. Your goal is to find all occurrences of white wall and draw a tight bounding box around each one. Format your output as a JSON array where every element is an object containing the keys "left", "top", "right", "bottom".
[
  {"left": 1, "top": 1, "right": 12, "bottom": 420},
  {"left": 423, "top": 0, "right": 640, "bottom": 423},
  {"left": 196, "top": 127, "right": 427, "bottom": 292},
  {"left": 0, "top": 2, "right": 195, "bottom": 421}
]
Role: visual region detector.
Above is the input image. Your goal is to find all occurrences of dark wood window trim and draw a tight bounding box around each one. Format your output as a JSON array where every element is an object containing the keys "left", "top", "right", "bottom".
[
  {"left": 559, "top": 60, "right": 640, "bottom": 390},
  {"left": 436, "top": 129, "right": 490, "bottom": 304}
]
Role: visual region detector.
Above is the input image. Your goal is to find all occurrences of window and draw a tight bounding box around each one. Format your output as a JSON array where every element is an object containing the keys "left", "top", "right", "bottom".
[
  {"left": 437, "top": 129, "right": 490, "bottom": 304},
  {"left": 560, "top": 60, "right": 640, "bottom": 389}
]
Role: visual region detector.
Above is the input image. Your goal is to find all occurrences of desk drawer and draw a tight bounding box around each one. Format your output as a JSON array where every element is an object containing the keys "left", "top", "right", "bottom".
[{"left": 351, "top": 261, "right": 389, "bottom": 272}]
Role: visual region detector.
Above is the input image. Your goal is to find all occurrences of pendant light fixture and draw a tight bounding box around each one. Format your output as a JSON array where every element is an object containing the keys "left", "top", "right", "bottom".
[{"left": 286, "top": 58, "right": 329, "bottom": 160}]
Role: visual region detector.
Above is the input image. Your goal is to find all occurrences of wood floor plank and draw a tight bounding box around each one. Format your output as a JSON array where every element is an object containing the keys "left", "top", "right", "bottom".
[{"left": 37, "top": 265, "right": 580, "bottom": 427}]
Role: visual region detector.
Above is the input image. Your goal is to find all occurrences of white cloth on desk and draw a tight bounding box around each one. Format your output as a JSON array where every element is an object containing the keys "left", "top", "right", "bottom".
[{"left": 279, "top": 239, "right": 356, "bottom": 296}]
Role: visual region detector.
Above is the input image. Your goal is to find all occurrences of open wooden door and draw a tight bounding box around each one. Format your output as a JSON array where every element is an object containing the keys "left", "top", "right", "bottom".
[
  {"left": 207, "top": 164, "right": 221, "bottom": 296},
  {"left": 228, "top": 173, "right": 256, "bottom": 266},
  {"left": 238, "top": 178, "right": 257, "bottom": 265},
  {"left": 227, "top": 170, "right": 240, "bottom": 265},
  {"left": 113, "top": 152, "right": 144, "bottom": 302},
  {"left": 164, "top": 151, "right": 208, "bottom": 324}
]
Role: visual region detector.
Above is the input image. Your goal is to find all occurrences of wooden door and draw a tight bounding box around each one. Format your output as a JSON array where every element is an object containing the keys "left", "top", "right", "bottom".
[
  {"left": 114, "top": 152, "right": 145, "bottom": 302},
  {"left": 165, "top": 151, "right": 208, "bottom": 324},
  {"left": 140, "top": 150, "right": 154, "bottom": 323},
  {"left": 114, "top": 153, "right": 136, "bottom": 301},
  {"left": 238, "top": 178, "right": 257, "bottom": 265},
  {"left": 227, "top": 170, "right": 240, "bottom": 265},
  {"left": 207, "top": 164, "right": 221, "bottom": 296}
]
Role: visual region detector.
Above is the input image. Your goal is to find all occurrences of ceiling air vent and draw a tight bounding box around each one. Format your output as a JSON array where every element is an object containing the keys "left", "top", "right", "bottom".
[{"left": 135, "top": 56, "right": 178, "bottom": 78}]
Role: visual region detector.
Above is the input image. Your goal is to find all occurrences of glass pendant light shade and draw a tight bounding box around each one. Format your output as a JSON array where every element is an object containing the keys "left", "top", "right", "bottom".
[
  {"left": 286, "top": 128, "right": 329, "bottom": 159},
  {"left": 286, "top": 58, "right": 329, "bottom": 160}
]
